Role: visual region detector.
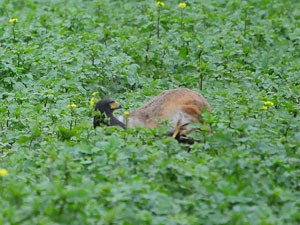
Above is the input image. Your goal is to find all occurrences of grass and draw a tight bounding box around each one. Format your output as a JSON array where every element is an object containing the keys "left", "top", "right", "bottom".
[{"left": 0, "top": 0, "right": 300, "bottom": 224}]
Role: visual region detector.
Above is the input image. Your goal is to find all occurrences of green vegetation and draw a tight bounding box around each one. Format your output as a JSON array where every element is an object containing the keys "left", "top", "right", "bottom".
[{"left": 1, "top": 0, "right": 300, "bottom": 224}]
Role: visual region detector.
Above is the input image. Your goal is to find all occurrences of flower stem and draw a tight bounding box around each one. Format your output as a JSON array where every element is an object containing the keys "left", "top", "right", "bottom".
[
  {"left": 180, "top": 8, "right": 184, "bottom": 30},
  {"left": 243, "top": 8, "right": 248, "bottom": 37},
  {"left": 12, "top": 24, "right": 16, "bottom": 42},
  {"left": 157, "top": 7, "right": 161, "bottom": 39}
]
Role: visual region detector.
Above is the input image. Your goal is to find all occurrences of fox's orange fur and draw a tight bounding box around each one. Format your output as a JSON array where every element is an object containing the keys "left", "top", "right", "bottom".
[{"left": 126, "top": 88, "right": 211, "bottom": 128}]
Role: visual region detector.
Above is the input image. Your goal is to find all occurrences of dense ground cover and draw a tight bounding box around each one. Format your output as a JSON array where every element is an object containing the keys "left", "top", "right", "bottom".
[{"left": 1, "top": 0, "right": 300, "bottom": 224}]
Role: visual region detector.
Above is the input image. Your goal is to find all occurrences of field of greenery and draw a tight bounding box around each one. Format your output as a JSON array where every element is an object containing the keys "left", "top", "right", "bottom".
[{"left": 1, "top": 0, "right": 300, "bottom": 224}]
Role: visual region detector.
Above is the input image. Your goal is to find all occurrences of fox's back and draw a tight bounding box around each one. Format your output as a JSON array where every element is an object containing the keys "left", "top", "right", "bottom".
[{"left": 129, "top": 88, "right": 211, "bottom": 127}]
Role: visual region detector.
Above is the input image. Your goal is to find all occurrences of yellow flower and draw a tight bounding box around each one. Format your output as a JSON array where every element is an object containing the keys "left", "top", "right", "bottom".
[
  {"left": 262, "top": 106, "right": 268, "bottom": 110},
  {"left": 264, "top": 101, "right": 274, "bottom": 106},
  {"left": 179, "top": 3, "right": 186, "bottom": 8},
  {"left": 0, "top": 169, "right": 8, "bottom": 176},
  {"left": 90, "top": 97, "right": 95, "bottom": 106},
  {"left": 197, "top": 45, "right": 203, "bottom": 49},
  {"left": 124, "top": 111, "right": 129, "bottom": 116},
  {"left": 9, "top": 18, "right": 19, "bottom": 23},
  {"left": 156, "top": 1, "right": 164, "bottom": 6},
  {"left": 92, "top": 91, "right": 98, "bottom": 96},
  {"left": 67, "top": 103, "right": 77, "bottom": 108}
]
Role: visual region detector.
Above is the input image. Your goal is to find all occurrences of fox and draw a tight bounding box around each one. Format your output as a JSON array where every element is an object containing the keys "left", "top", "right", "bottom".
[{"left": 93, "top": 88, "right": 211, "bottom": 141}]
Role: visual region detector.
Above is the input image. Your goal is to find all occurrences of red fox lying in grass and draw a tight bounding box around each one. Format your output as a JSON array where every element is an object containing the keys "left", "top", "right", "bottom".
[{"left": 93, "top": 88, "right": 211, "bottom": 143}]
